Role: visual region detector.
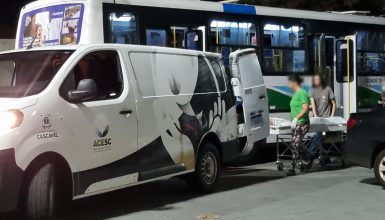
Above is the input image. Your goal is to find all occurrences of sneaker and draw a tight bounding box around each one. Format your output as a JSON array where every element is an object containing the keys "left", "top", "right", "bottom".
[{"left": 286, "top": 168, "right": 296, "bottom": 176}]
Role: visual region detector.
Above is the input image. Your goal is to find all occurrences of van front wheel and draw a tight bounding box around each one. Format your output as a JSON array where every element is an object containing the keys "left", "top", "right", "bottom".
[
  {"left": 190, "top": 143, "right": 221, "bottom": 193},
  {"left": 25, "top": 163, "right": 57, "bottom": 220}
]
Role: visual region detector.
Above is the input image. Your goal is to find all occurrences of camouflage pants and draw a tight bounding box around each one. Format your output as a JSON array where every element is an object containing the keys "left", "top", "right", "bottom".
[{"left": 290, "top": 123, "right": 310, "bottom": 163}]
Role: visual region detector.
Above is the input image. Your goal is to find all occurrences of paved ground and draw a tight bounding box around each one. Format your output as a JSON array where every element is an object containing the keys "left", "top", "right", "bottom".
[
  {"left": 42, "top": 160, "right": 382, "bottom": 220},
  {"left": 4, "top": 146, "right": 384, "bottom": 220}
]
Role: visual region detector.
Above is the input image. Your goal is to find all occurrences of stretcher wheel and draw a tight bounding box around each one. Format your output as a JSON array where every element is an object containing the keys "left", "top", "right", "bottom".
[{"left": 277, "top": 162, "right": 284, "bottom": 171}]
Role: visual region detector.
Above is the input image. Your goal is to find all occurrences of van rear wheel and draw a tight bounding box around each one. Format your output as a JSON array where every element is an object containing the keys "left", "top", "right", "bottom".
[
  {"left": 374, "top": 149, "right": 385, "bottom": 188},
  {"left": 189, "top": 143, "right": 221, "bottom": 193},
  {"left": 25, "top": 163, "right": 57, "bottom": 220}
]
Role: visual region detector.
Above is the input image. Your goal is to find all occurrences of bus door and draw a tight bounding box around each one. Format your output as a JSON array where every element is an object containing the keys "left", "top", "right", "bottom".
[
  {"left": 311, "top": 34, "right": 335, "bottom": 87},
  {"left": 335, "top": 35, "right": 357, "bottom": 119},
  {"left": 230, "top": 49, "right": 269, "bottom": 156}
]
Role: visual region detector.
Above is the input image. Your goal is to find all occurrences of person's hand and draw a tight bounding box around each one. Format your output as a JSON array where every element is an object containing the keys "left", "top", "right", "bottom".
[{"left": 291, "top": 118, "right": 298, "bottom": 129}]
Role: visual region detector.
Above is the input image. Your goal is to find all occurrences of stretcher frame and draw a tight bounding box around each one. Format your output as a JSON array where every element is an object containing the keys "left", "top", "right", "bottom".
[{"left": 271, "top": 123, "right": 347, "bottom": 172}]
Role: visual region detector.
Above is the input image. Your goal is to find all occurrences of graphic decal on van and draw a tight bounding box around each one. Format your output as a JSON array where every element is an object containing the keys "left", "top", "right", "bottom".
[
  {"left": 151, "top": 53, "right": 235, "bottom": 169},
  {"left": 96, "top": 125, "right": 110, "bottom": 138}
]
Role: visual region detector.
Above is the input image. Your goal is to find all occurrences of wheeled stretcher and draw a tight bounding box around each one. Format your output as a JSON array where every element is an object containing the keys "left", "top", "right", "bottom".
[{"left": 270, "top": 117, "right": 347, "bottom": 172}]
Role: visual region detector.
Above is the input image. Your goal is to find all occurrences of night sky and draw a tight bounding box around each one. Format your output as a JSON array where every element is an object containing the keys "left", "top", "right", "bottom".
[{"left": 0, "top": 0, "right": 31, "bottom": 38}]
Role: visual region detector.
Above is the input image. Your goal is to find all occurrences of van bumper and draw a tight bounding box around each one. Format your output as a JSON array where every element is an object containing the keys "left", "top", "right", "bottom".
[{"left": 0, "top": 149, "right": 23, "bottom": 212}]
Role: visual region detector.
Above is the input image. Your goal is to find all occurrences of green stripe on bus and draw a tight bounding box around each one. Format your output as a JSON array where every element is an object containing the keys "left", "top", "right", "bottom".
[
  {"left": 357, "top": 86, "right": 381, "bottom": 109},
  {"left": 267, "top": 88, "right": 291, "bottom": 111}
]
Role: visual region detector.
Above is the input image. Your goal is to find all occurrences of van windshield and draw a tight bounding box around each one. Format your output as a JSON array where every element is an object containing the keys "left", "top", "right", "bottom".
[{"left": 0, "top": 50, "right": 73, "bottom": 98}]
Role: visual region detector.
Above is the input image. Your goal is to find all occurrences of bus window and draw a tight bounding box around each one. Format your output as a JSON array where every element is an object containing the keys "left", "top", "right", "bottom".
[
  {"left": 263, "top": 24, "right": 304, "bottom": 48},
  {"left": 109, "top": 12, "right": 138, "bottom": 44},
  {"left": 357, "top": 52, "right": 385, "bottom": 76},
  {"left": 263, "top": 24, "right": 305, "bottom": 74},
  {"left": 357, "top": 32, "right": 385, "bottom": 51},
  {"left": 263, "top": 49, "right": 305, "bottom": 73},
  {"left": 357, "top": 32, "right": 385, "bottom": 76},
  {"left": 210, "top": 21, "right": 258, "bottom": 46},
  {"left": 209, "top": 20, "right": 258, "bottom": 66},
  {"left": 171, "top": 27, "right": 186, "bottom": 48},
  {"left": 146, "top": 29, "right": 167, "bottom": 47},
  {"left": 186, "top": 30, "right": 203, "bottom": 51}
]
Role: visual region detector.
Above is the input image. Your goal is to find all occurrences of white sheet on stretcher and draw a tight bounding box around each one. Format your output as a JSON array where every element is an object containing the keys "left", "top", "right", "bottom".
[{"left": 270, "top": 117, "right": 347, "bottom": 135}]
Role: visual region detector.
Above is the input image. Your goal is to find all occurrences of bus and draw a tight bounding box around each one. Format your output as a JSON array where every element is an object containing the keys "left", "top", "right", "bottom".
[{"left": 16, "top": 0, "right": 385, "bottom": 118}]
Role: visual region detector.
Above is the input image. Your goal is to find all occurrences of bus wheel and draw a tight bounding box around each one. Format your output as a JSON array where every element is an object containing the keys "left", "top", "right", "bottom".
[
  {"left": 190, "top": 143, "right": 221, "bottom": 193},
  {"left": 25, "top": 163, "right": 58, "bottom": 220}
]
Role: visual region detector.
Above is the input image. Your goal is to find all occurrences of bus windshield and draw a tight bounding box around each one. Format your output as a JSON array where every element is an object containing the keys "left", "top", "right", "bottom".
[
  {"left": 0, "top": 50, "right": 74, "bottom": 98},
  {"left": 18, "top": 4, "right": 84, "bottom": 49}
]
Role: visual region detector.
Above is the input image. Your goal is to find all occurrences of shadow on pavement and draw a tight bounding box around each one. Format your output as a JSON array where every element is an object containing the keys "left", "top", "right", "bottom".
[
  {"left": 58, "top": 168, "right": 283, "bottom": 220},
  {"left": 360, "top": 178, "right": 379, "bottom": 186}
]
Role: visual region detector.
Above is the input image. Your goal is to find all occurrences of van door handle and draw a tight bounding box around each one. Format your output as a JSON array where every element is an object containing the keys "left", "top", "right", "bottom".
[
  {"left": 259, "top": 95, "right": 266, "bottom": 99},
  {"left": 120, "top": 110, "right": 133, "bottom": 115}
]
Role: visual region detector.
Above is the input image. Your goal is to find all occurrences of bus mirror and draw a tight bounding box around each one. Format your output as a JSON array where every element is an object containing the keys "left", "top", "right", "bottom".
[
  {"left": 185, "top": 30, "right": 203, "bottom": 51},
  {"left": 336, "top": 39, "right": 354, "bottom": 83}
]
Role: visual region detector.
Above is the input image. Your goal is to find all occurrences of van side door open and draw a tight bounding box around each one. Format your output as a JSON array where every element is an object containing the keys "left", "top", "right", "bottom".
[{"left": 230, "top": 49, "right": 270, "bottom": 155}]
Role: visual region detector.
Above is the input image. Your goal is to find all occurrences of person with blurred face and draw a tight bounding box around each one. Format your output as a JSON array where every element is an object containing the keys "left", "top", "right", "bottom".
[
  {"left": 307, "top": 74, "right": 336, "bottom": 163},
  {"left": 310, "top": 74, "right": 336, "bottom": 118},
  {"left": 287, "top": 75, "right": 310, "bottom": 176}
]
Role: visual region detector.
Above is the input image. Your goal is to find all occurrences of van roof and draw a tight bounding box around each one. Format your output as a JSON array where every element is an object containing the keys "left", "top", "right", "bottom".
[{"left": 0, "top": 44, "right": 222, "bottom": 59}]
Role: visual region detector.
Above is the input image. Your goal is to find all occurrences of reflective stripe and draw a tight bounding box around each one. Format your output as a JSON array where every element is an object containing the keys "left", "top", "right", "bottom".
[{"left": 223, "top": 3, "right": 256, "bottom": 15}]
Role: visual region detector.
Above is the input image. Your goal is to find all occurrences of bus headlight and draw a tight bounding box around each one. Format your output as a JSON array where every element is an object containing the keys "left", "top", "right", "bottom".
[{"left": 0, "top": 110, "right": 24, "bottom": 132}]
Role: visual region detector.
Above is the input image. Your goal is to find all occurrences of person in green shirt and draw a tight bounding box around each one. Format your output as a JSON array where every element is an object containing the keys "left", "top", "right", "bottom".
[{"left": 287, "top": 75, "right": 310, "bottom": 176}]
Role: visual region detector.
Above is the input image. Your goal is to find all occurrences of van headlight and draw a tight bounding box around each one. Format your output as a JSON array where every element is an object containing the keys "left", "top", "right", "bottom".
[{"left": 0, "top": 110, "right": 24, "bottom": 132}]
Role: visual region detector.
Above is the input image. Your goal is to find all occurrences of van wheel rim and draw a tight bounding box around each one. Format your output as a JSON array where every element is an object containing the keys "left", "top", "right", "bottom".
[
  {"left": 379, "top": 157, "right": 385, "bottom": 180},
  {"left": 201, "top": 152, "right": 217, "bottom": 185}
]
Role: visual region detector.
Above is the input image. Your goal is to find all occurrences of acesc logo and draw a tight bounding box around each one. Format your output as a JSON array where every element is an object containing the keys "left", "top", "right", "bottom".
[{"left": 94, "top": 138, "right": 112, "bottom": 147}]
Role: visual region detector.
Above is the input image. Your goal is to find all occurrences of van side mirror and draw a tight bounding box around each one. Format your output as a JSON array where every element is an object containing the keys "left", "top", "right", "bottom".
[{"left": 67, "top": 79, "right": 98, "bottom": 103}]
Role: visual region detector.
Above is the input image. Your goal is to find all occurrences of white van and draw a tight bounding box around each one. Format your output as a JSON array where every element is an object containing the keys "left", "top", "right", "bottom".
[{"left": 0, "top": 45, "right": 268, "bottom": 218}]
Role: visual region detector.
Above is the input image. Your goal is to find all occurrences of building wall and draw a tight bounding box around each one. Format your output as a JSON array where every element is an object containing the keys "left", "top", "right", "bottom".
[{"left": 0, "top": 39, "right": 15, "bottom": 51}]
